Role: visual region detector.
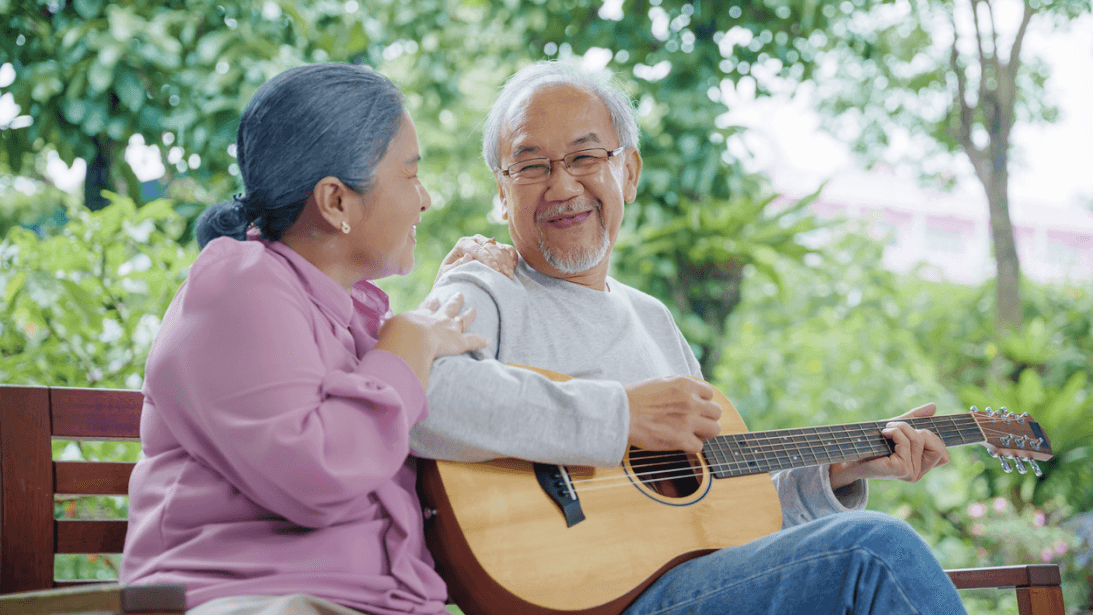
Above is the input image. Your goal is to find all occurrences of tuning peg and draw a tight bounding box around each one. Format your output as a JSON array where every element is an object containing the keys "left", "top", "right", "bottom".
[
  {"left": 1029, "top": 459, "right": 1043, "bottom": 477},
  {"left": 1009, "top": 455, "right": 1027, "bottom": 474},
  {"left": 969, "top": 405, "right": 979, "bottom": 413},
  {"left": 997, "top": 455, "right": 1013, "bottom": 473},
  {"left": 1017, "top": 412, "right": 1029, "bottom": 424},
  {"left": 1001, "top": 407, "right": 1012, "bottom": 423}
]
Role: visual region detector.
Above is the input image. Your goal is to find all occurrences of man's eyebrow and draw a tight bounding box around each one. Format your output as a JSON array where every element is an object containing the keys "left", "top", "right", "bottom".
[
  {"left": 510, "top": 144, "right": 540, "bottom": 158},
  {"left": 571, "top": 132, "right": 603, "bottom": 147},
  {"left": 509, "top": 133, "right": 604, "bottom": 159}
]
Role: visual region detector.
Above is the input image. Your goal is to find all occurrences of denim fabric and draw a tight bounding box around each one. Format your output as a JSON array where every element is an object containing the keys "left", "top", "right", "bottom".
[{"left": 623, "top": 511, "right": 966, "bottom": 615}]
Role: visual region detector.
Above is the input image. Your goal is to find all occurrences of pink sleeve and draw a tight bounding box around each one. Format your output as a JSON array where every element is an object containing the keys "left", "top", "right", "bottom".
[{"left": 145, "top": 241, "right": 427, "bottom": 529}]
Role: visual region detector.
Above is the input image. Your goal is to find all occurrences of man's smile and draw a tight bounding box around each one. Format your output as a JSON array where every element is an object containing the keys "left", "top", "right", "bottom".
[
  {"left": 536, "top": 200, "right": 600, "bottom": 230},
  {"left": 542, "top": 210, "right": 593, "bottom": 228}
]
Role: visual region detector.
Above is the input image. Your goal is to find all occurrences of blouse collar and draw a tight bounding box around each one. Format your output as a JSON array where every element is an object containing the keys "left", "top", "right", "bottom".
[{"left": 250, "top": 233, "right": 392, "bottom": 337}]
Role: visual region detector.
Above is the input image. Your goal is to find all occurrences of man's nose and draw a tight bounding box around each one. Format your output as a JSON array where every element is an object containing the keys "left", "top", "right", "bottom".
[{"left": 543, "top": 161, "right": 585, "bottom": 201}]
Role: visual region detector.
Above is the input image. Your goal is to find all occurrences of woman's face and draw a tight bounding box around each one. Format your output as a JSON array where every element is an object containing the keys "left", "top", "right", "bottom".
[{"left": 352, "top": 112, "right": 432, "bottom": 279}]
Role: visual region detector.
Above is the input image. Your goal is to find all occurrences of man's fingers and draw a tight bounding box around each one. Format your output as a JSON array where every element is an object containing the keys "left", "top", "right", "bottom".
[
  {"left": 893, "top": 402, "right": 937, "bottom": 421},
  {"left": 695, "top": 381, "right": 715, "bottom": 401},
  {"left": 883, "top": 422, "right": 920, "bottom": 480}
]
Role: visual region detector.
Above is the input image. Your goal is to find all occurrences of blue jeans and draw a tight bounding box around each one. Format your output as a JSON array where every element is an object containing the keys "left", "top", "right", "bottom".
[{"left": 622, "top": 511, "right": 966, "bottom": 615}]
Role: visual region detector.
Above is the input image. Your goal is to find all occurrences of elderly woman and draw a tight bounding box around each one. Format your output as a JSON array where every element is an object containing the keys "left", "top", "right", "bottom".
[{"left": 119, "top": 63, "right": 515, "bottom": 615}]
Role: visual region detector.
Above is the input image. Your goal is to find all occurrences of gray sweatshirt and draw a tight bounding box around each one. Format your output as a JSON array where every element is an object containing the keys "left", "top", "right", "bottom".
[{"left": 411, "top": 260, "right": 865, "bottom": 527}]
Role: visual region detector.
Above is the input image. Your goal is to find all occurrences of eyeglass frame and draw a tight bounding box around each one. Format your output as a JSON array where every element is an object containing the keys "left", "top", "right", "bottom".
[{"left": 497, "top": 146, "right": 626, "bottom": 184}]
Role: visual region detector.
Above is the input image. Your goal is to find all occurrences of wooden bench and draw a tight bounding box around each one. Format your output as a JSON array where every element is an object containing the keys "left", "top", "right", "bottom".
[{"left": 0, "top": 384, "right": 1067, "bottom": 615}]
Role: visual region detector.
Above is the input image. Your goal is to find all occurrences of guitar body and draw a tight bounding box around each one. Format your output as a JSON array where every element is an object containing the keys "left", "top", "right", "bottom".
[{"left": 420, "top": 366, "right": 783, "bottom": 615}]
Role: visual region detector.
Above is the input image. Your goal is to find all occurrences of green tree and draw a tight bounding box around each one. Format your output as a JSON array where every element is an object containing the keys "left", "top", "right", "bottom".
[
  {"left": 810, "top": 0, "right": 1091, "bottom": 334},
  {"left": 0, "top": 194, "right": 195, "bottom": 387},
  {"left": 4, "top": 0, "right": 856, "bottom": 368}
]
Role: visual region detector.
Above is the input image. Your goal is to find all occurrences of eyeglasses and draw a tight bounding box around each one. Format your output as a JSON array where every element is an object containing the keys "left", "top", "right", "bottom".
[{"left": 499, "top": 147, "right": 625, "bottom": 184}]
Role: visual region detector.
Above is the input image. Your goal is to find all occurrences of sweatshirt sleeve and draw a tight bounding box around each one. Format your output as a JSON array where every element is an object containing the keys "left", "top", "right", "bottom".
[
  {"left": 409, "top": 270, "right": 630, "bottom": 468},
  {"left": 145, "top": 240, "right": 427, "bottom": 529},
  {"left": 773, "top": 466, "right": 868, "bottom": 529}
]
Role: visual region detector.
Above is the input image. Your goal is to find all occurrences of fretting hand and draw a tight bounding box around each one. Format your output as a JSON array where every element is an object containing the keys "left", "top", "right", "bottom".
[{"left": 829, "top": 403, "right": 951, "bottom": 489}]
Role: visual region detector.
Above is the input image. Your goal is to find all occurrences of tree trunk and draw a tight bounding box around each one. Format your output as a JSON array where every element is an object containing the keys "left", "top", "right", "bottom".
[
  {"left": 949, "top": 0, "right": 1032, "bottom": 336},
  {"left": 984, "top": 149, "right": 1022, "bottom": 334},
  {"left": 672, "top": 260, "right": 746, "bottom": 377},
  {"left": 84, "top": 136, "right": 111, "bottom": 211}
]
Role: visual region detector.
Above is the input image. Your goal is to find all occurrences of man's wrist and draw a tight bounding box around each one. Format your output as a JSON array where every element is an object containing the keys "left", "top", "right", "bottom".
[{"left": 829, "top": 461, "right": 863, "bottom": 491}]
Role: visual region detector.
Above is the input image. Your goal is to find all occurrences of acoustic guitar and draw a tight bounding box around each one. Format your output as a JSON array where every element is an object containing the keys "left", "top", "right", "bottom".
[{"left": 419, "top": 365, "right": 1054, "bottom": 615}]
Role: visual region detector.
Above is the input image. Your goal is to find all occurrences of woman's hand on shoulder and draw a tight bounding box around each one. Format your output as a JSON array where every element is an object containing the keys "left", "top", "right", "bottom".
[
  {"left": 375, "top": 292, "right": 488, "bottom": 389},
  {"left": 408, "top": 292, "right": 489, "bottom": 359},
  {"left": 435, "top": 235, "right": 518, "bottom": 284}
]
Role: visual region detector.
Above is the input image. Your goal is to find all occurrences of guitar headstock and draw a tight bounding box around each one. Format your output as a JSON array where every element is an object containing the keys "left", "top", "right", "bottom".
[{"left": 970, "top": 407, "right": 1054, "bottom": 475}]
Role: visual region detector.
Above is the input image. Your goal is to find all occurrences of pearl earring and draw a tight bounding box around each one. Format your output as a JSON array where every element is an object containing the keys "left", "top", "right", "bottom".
[{"left": 341, "top": 220, "right": 351, "bottom": 234}]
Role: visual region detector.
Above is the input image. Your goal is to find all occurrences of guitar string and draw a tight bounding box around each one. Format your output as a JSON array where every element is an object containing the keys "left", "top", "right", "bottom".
[
  {"left": 612, "top": 417, "right": 982, "bottom": 468},
  {"left": 558, "top": 423, "right": 1029, "bottom": 492},
  {"left": 611, "top": 414, "right": 992, "bottom": 467},
  {"left": 608, "top": 430, "right": 974, "bottom": 477},
  {"left": 628, "top": 422, "right": 1012, "bottom": 478}
]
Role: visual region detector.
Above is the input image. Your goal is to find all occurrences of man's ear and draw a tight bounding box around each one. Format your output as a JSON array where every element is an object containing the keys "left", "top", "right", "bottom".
[
  {"left": 312, "top": 176, "right": 354, "bottom": 231},
  {"left": 495, "top": 175, "right": 510, "bottom": 221},
  {"left": 623, "top": 148, "right": 643, "bottom": 203}
]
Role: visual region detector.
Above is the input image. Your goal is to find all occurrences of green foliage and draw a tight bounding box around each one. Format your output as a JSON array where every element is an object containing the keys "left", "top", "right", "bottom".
[
  {"left": 4, "top": 2, "right": 1091, "bottom": 606},
  {"left": 714, "top": 225, "right": 959, "bottom": 430},
  {"left": 712, "top": 226, "right": 1092, "bottom": 612},
  {"left": 962, "top": 358, "right": 1093, "bottom": 511},
  {"left": 0, "top": 193, "right": 197, "bottom": 387}
]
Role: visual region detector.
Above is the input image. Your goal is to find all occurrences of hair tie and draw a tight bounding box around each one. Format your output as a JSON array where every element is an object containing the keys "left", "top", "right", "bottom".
[{"left": 231, "top": 193, "right": 258, "bottom": 229}]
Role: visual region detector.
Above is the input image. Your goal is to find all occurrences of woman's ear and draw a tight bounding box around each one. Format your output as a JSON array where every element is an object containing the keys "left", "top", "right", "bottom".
[{"left": 312, "top": 176, "right": 354, "bottom": 231}]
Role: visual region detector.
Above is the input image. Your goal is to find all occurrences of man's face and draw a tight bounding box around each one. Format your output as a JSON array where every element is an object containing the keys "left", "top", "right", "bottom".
[{"left": 495, "top": 84, "right": 641, "bottom": 283}]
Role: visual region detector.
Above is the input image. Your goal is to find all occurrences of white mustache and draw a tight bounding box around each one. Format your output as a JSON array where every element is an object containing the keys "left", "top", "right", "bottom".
[{"left": 536, "top": 200, "right": 600, "bottom": 224}]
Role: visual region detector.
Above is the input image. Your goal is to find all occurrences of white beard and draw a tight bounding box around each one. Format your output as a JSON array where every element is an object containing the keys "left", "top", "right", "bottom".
[{"left": 539, "top": 223, "right": 611, "bottom": 274}]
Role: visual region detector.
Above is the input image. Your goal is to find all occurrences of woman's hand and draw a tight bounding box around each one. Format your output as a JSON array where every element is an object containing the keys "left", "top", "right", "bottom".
[
  {"left": 374, "top": 292, "right": 489, "bottom": 389},
  {"left": 435, "top": 235, "right": 519, "bottom": 284},
  {"left": 412, "top": 292, "right": 490, "bottom": 359}
]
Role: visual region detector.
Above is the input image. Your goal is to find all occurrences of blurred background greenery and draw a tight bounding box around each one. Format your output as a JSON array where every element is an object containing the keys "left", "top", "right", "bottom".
[{"left": 2, "top": 0, "right": 1090, "bottom": 612}]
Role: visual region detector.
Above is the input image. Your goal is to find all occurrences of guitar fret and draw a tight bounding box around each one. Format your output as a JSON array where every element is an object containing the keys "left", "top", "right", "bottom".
[{"left": 706, "top": 413, "right": 991, "bottom": 480}]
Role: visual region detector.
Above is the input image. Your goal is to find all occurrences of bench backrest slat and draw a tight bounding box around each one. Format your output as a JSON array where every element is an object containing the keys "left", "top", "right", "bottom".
[
  {"left": 54, "top": 461, "right": 135, "bottom": 496},
  {"left": 50, "top": 388, "right": 144, "bottom": 440},
  {"left": 55, "top": 519, "right": 129, "bottom": 554}
]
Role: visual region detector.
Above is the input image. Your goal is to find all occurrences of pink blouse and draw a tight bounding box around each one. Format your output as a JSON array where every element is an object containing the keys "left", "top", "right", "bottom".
[{"left": 119, "top": 237, "right": 448, "bottom": 614}]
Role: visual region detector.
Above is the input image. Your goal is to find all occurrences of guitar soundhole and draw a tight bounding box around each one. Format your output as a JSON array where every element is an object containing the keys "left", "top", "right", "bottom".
[{"left": 627, "top": 448, "right": 702, "bottom": 498}]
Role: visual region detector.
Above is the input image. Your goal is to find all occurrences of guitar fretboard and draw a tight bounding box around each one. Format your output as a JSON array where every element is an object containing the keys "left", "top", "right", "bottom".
[{"left": 702, "top": 414, "right": 984, "bottom": 479}]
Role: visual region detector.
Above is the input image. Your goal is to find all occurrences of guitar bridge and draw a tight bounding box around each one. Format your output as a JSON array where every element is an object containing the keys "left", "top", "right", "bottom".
[{"left": 533, "top": 463, "right": 585, "bottom": 527}]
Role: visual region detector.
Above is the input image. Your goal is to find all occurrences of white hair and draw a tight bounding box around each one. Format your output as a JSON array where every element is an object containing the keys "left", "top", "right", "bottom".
[{"left": 482, "top": 61, "right": 639, "bottom": 171}]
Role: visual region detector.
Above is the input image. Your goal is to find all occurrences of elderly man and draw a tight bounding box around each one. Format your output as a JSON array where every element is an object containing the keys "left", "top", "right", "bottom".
[{"left": 411, "top": 61, "right": 965, "bottom": 615}]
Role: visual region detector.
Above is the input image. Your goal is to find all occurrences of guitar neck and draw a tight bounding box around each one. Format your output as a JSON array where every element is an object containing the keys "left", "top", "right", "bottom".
[{"left": 702, "top": 414, "right": 984, "bottom": 479}]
